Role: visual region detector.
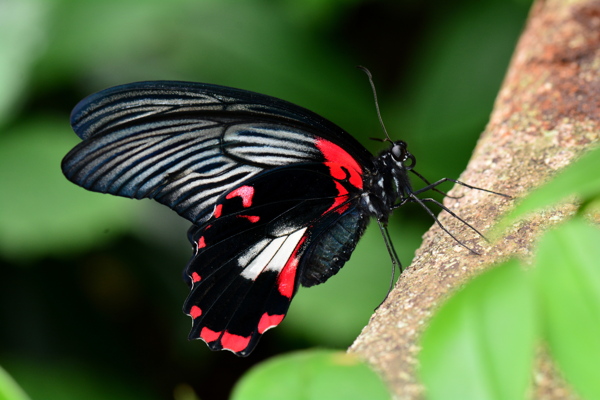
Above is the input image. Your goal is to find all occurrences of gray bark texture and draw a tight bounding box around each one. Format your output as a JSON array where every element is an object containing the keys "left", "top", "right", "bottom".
[{"left": 349, "top": 0, "right": 600, "bottom": 398}]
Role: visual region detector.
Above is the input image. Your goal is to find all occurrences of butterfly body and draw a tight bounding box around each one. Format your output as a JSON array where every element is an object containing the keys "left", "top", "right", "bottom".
[{"left": 63, "top": 81, "right": 416, "bottom": 356}]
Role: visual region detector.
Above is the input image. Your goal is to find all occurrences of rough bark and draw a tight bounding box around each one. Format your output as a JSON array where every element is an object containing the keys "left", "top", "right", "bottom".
[{"left": 349, "top": 0, "right": 600, "bottom": 398}]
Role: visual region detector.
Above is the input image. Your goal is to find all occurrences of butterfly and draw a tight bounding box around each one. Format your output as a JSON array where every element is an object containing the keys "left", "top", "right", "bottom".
[{"left": 62, "top": 71, "right": 505, "bottom": 356}]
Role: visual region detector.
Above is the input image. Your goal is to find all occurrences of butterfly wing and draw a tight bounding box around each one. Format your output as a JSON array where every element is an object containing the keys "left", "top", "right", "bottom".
[
  {"left": 63, "top": 81, "right": 372, "bottom": 224},
  {"left": 62, "top": 81, "right": 374, "bottom": 355},
  {"left": 182, "top": 162, "right": 370, "bottom": 355}
]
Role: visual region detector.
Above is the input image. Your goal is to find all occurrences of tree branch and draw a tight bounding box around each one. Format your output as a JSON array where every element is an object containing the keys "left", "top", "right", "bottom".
[{"left": 349, "top": 0, "right": 600, "bottom": 398}]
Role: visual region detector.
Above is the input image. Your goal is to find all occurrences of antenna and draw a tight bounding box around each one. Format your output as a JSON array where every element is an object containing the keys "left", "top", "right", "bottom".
[{"left": 357, "top": 66, "right": 393, "bottom": 143}]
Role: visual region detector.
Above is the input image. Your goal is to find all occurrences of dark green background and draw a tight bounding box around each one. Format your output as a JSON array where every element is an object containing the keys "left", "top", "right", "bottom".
[{"left": 0, "top": 0, "right": 530, "bottom": 399}]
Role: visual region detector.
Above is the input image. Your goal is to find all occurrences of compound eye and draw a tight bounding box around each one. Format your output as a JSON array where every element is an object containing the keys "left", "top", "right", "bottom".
[{"left": 391, "top": 143, "right": 406, "bottom": 161}]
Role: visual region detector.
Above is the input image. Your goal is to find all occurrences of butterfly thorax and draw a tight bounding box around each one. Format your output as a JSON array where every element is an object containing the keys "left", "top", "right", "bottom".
[{"left": 361, "top": 140, "right": 415, "bottom": 224}]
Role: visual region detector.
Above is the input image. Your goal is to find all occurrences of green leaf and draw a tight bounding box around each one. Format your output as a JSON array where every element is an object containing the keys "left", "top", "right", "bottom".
[
  {"left": 535, "top": 219, "right": 600, "bottom": 399},
  {"left": 496, "top": 146, "right": 600, "bottom": 232},
  {"left": 0, "top": 365, "right": 30, "bottom": 400},
  {"left": 419, "top": 260, "right": 536, "bottom": 400},
  {"left": 231, "top": 350, "right": 391, "bottom": 400}
]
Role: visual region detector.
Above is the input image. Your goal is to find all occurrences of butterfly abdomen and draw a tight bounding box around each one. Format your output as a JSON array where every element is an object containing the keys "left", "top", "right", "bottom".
[{"left": 299, "top": 208, "right": 370, "bottom": 287}]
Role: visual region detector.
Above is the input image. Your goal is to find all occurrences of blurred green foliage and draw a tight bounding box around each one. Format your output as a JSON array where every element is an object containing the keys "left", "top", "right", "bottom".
[{"left": 0, "top": 0, "right": 530, "bottom": 398}]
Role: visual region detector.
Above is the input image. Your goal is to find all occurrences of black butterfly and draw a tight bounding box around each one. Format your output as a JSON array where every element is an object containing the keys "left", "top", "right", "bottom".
[{"left": 62, "top": 73, "right": 504, "bottom": 356}]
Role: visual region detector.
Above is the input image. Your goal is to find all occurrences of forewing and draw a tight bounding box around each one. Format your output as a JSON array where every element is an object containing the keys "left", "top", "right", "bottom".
[{"left": 62, "top": 81, "right": 373, "bottom": 224}]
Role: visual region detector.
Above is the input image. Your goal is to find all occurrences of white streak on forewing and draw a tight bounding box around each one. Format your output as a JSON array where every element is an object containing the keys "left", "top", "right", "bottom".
[
  {"left": 72, "top": 121, "right": 221, "bottom": 190},
  {"left": 232, "top": 152, "right": 307, "bottom": 166},
  {"left": 224, "top": 124, "right": 318, "bottom": 165},
  {"left": 163, "top": 166, "right": 261, "bottom": 219},
  {"left": 174, "top": 170, "right": 259, "bottom": 214},
  {"left": 107, "top": 137, "right": 221, "bottom": 192},
  {"left": 240, "top": 228, "right": 307, "bottom": 281},
  {"left": 174, "top": 164, "right": 259, "bottom": 200},
  {"left": 227, "top": 124, "right": 315, "bottom": 142},
  {"left": 78, "top": 90, "right": 226, "bottom": 138}
]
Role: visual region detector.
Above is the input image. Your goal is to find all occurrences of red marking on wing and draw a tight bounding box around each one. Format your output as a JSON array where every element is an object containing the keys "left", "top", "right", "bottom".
[
  {"left": 200, "top": 327, "right": 221, "bottom": 343},
  {"left": 221, "top": 332, "right": 251, "bottom": 353},
  {"left": 277, "top": 236, "right": 306, "bottom": 298},
  {"left": 325, "top": 181, "right": 350, "bottom": 214},
  {"left": 237, "top": 215, "right": 260, "bottom": 223},
  {"left": 190, "top": 305, "right": 202, "bottom": 319},
  {"left": 315, "top": 138, "right": 363, "bottom": 189},
  {"left": 226, "top": 185, "right": 255, "bottom": 208},
  {"left": 277, "top": 259, "right": 298, "bottom": 299},
  {"left": 191, "top": 272, "right": 201, "bottom": 282},
  {"left": 197, "top": 236, "right": 206, "bottom": 249},
  {"left": 258, "top": 313, "right": 285, "bottom": 334},
  {"left": 336, "top": 203, "right": 350, "bottom": 214},
  {"left": 213, "top": 204, "right": 223, "bottom": 218}
]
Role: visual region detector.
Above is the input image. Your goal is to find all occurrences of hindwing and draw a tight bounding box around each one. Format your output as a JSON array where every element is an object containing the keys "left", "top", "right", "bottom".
[{"left": 182, "top": 164, "right": 368, "bottom": 355}]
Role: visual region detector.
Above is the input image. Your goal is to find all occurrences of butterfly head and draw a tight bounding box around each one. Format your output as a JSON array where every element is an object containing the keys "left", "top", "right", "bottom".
[
  {"left": 365, "top": 139, "right": 417, "bottom": 217},
  {"left": 390, "top": 140, "right": 416, "bottom": 171}
]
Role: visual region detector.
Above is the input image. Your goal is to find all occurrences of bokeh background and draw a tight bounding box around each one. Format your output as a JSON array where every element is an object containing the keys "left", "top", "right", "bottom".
[{"left": 0, "top": 0, "right": 531, "bottom": 399}]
